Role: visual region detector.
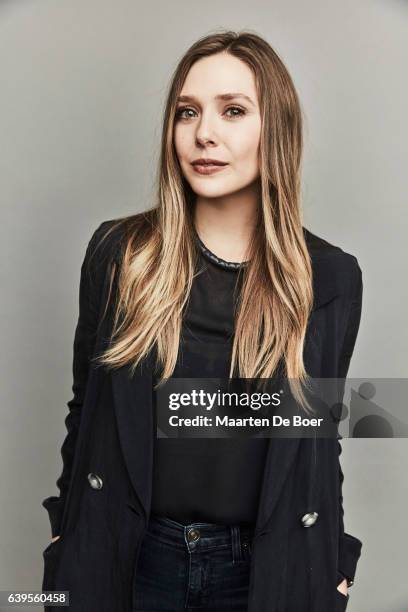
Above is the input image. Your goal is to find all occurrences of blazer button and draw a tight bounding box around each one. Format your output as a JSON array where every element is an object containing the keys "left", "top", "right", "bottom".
[
  {"left": 87, "top": 472, "right": 103, "bottom": 490},
  {"left": 301, "top": 511, "right": 318, "bottom": 527}
]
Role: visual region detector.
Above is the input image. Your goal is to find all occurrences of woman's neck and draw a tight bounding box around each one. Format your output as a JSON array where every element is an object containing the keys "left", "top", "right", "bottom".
[{"left": 193, "top": 187, "right": 259, "bottom": 264}]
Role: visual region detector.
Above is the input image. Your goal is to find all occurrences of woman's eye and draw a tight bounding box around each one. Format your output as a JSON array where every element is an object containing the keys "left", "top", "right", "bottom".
[
  {"left": 175, "top": 106, "right": 246, "bottom": 121},
  {"left": 176, "top": 107, "right": 196, "bottom": 120},
  {"left": 225, "top": 106, "right": 246, "bottom": 118}
]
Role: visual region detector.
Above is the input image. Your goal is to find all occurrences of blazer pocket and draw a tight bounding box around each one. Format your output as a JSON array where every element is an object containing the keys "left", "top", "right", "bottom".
[
  {"left": 42, "top": 536, "right": 62, "bottom": 556},
  {"left": 42, "top": 536, "right": 63, "bottom": 592},
  {"left": 335, "top": 586, "right": 349, "bottom": 611},
  {"left": 335, "top": 570, "right": 350, "bottom": 611}
]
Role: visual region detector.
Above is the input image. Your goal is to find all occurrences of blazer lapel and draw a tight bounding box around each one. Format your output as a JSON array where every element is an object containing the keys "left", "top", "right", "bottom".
[
  {"left": 253, "top": 252, "right": 342, "bottom": 537},
  {"left": 111, "top": 349, "right": 156, "bottom": 522},
  {"left": 311, "top": 255, "right": 342, "bottom": 311},
  {"left": 254, "top": 437, "right": 301, "bottom": 537}
]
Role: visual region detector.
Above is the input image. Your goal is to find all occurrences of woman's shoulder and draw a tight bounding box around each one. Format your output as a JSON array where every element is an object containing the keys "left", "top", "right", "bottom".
[
  {"left": 86, "top": 210, "right": 156, "bottom": 268},
  {"left": 303, "top": 227, "right": 362, "bottom": 302},
  {"left": 303, "top": 226, "right": 360, "bottom": 268}
]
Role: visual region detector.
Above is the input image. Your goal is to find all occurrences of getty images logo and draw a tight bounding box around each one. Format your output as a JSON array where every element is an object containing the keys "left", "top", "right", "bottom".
[{"left": 330, "top": 379, "right": 408, "bottom": 438}]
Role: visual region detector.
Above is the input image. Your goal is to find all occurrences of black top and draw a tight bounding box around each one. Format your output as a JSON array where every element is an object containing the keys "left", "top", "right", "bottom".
[{"left": 151, "top": 231, "right": 269, "bottom": 526}]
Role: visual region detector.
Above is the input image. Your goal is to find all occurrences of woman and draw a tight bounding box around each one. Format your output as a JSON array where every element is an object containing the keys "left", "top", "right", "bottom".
[{"left": 41, "top": 31, "right": 363, "bottom": 612}]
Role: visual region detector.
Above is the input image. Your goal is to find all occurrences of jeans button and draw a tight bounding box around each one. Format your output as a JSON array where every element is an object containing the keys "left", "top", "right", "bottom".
[
  {"left": 242, "top": 537, "right": 251, "bottom": 557},
  {"left": 187, "top": 528, "right": 200, "bottom": 543}
]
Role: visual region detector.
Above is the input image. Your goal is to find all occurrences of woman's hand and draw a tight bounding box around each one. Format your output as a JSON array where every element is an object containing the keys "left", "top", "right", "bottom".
[
  {"left": 336, "top": 577, "right": 349, "bottom": 596},
  {"left": 51, "top": 535, "right": 61, "bottom": 543}
]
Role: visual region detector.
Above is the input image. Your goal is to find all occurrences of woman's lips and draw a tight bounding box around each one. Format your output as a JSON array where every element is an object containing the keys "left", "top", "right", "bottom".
[{"left": 192, "top": 163, "right": 229, "bottom": 175}]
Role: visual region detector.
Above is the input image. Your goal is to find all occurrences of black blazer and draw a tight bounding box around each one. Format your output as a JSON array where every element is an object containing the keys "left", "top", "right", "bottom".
[{"left": 41, "top": 216, "right": 363, "bottom": 612}]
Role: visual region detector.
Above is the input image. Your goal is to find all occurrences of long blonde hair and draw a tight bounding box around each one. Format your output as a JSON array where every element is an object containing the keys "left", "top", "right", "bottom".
[{"left": 93, "top": 30, "right": 315, "bottom": 413}]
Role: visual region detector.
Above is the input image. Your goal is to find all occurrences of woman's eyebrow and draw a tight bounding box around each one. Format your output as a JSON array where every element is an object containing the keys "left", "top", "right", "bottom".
[{"left": 177, "top": 93, "right": 255, "bottom": 107}]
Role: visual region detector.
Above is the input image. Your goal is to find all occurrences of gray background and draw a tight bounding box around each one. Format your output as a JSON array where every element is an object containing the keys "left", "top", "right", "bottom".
[{"left": 1, "top": 0, "right": 407, "bottom": 610}]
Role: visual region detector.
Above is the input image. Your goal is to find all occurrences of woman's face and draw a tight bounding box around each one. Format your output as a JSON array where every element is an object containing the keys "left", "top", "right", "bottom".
[{"left": 174, "top": 52, "right": 261, "bottom": 199}]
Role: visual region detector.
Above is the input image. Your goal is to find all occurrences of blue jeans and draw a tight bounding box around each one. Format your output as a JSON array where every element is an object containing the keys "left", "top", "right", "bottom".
[{"left": 132, "top": 514, "right": 254, "bottom": 611}]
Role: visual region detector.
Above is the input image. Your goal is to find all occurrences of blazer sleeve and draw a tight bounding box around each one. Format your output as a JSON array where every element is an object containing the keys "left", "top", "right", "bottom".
[
  {"left": 41, "top": 221, "right": 111, "bottom": 538},
  {"left": 336, "top": 257, "right": 363, "bottom": 584}
]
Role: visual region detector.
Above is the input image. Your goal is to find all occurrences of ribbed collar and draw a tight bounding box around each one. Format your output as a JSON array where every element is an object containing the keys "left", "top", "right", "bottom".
[{"left": 193, "top": 227, "right": 249, "bottom": 271}]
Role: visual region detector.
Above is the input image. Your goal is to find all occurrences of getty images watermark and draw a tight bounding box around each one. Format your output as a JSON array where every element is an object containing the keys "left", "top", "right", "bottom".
[{"left": 155, "top": 378, "right": 408, "bottom": 439}]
